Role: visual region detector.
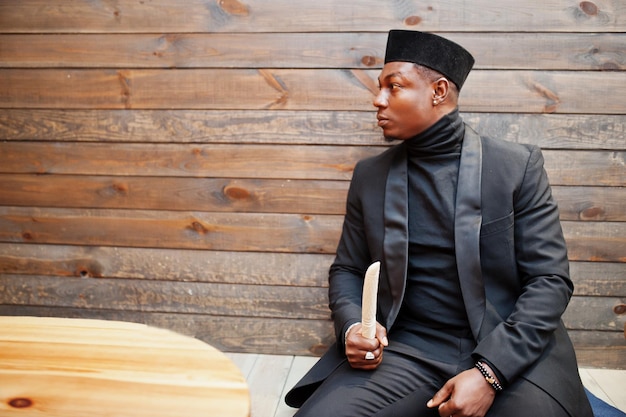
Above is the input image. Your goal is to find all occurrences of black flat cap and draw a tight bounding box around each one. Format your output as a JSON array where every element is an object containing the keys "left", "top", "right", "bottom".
[{"left": 384, "top": 30, "right": 475, "bottom": 90}]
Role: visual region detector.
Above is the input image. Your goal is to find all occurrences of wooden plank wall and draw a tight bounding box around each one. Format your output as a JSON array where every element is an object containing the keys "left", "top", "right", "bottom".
[{"left": 0, "top": 0, "right": 624, "bottom": 367}]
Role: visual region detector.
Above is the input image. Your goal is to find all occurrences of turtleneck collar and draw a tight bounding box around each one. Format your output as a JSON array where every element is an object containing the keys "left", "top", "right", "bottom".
[{"left": 405, "top": 108, "right": 464, "bottom": 157}]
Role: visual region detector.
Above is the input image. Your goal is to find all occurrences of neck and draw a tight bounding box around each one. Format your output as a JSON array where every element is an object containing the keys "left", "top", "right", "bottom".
[{"left": 405, "top": 108, "right": 464, "bottom": 156}]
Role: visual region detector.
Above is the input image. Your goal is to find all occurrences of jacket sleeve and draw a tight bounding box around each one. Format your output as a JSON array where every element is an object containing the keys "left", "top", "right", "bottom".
[
  {"left": 473, "top": 146, "right": 573, "bottom": 385},
  {"left": 328, "top": 160, "right": 373, "bottom": 353}
]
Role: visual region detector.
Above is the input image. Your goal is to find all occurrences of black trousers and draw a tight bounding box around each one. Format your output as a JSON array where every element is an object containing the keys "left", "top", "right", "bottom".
[{"left": 293, "top": 350, "right": 570, "bottom": 417}]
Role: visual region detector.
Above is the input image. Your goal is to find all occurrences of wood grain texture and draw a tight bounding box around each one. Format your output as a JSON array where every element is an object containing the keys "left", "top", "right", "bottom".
[
  {"left": 1, "top": 110, "right": 624, "bottom": 149},
  {"left": 2, "top": 175, "right": 624, "bottom": 220},
  {"left": 1, "top": 142, "right": 623, "bottom": 186},
  {"left": 0, "top": 243, "right": 333, "bottom": 286},
  {"left": 0, "top": 142, "right": 379, "bottom": 180},
  {"left": 0, "top": 244, "right": 623, "bottom": 294},
  {"left": 0, "top": 207, "right": 344, "bottom": 253},
  {"left": 0, "top": 208, "right": 624, "bottom": 260},
  {"left": 1, "top": 69, "right": 625, "bottom": 114},
  {"left": 0, "top": 0, "right": 623, "bottom": 369},
  {"left": 1, "top": 0, "right": 624, "bottom": 33},
  {"left": 0, "top": 316, "right": 250, "bottom": 417},
  {"left": 2, "top": 33, "right": 624, "bottom": 70},
  {"left": 0, "top": 275, "right": 331, "bottom": 319}
]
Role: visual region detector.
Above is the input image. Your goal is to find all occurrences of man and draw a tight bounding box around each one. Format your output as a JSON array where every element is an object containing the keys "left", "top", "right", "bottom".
[{"left": 285, "top": 30, "right": 593, "bottom": 417}]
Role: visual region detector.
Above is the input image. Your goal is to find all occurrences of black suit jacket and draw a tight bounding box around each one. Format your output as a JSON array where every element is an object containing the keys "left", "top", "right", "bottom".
[{"left": 286, "top": 126, "right": 592, "bottom": 417}]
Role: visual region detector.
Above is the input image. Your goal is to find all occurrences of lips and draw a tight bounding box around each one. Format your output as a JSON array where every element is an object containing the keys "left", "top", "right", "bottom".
[{"left": 377, "top": 115, "right": 389, "bottom": 127}]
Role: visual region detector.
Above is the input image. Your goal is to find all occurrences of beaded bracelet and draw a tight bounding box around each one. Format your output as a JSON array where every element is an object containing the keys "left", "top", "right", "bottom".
[{"left": 475, "top": 361, "right": 504, "bottom": 392}]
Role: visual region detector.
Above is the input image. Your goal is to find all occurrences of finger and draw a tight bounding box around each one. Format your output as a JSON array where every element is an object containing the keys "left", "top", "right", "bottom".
[
  {"left": 437, "top": 402, "right": 452, "bottom": 417},
  {"left": 427, "top": 385, "right": 451, "bottom": 408},
  {"left": 375, "top": 324, "right": 389, "bottom": 346}
]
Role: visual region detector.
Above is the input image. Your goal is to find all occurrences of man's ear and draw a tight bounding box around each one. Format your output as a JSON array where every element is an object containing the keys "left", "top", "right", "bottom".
[{"left": 432, "top": 77, "right": 450, "bottom": 105}]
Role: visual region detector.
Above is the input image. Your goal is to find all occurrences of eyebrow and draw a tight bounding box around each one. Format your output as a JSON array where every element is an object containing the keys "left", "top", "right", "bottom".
[{"left": 378, "top": 71, "right": 408, "bottom": 84}]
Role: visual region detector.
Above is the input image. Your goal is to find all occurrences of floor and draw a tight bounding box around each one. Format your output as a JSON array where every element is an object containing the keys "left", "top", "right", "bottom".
[{"left": 225, "top": 353, "right": 626, "bottom": 417}]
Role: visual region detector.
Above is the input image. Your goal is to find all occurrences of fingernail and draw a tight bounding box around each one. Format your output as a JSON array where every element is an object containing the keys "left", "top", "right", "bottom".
[
  {"left": 426, "top": 399, "right": 433, "bottom": 407},
  {"left": 382, "top": 337, "right": 389, "bottom": 346}
]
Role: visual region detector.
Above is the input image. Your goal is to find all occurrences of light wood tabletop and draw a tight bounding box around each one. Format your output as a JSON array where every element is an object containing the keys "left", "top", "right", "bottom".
[{"left": 0, "top": 316, "right": 250, "bottom": 417}]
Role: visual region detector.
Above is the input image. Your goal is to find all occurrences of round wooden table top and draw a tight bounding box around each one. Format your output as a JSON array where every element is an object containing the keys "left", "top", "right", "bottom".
[{"left": 0, "top": 316, "right": 250, "bottom": 417}]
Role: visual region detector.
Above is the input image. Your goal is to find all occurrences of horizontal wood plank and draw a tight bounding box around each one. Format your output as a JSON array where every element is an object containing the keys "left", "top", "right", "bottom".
[
  {"left": 551, "top": 186, "right": 626, "bottom": 221},
  {"left": 1, "top": 0, "right": 623, "bottom": 33},
  {"left": 570, "top": 262, "right": 626, "bottom": 296},
  {"left": 0, "top": 174, "right": 349, "bottom": 214},
  {"left": 0, "top": 243, "right": 333, "bottom": 286},
  {"left": 563, "top": 222, "right": 626, "bottom": 262},
  {"left": 2, "top": 244, "right": 622, "bottom": 295},
  {"left": 0, "top": 208, "right": 623, "bottom": 260},
  {"left": 0, "top": 142, "right": 379, "bottom": 180},
  {"left": 1, "top": 110, "right": 624, "bottom": 150},
  {"left": 0, "top": 275, "right": 331, "bottom": 320},
  {"left": 1, "top": 143, "right": 624, "bottom": 186},
  {"left": 2, "top": 33, "right": 624, "bottom": 70},
  {"left": 542, "top": 151, "right": 626, "bottom": 187},
  {"left": 0, "top": 277, "right": 622, "bottom": 331},
  {"left": 1, "top": 174, "right": 625, "bottom": 221},
  {"left": 1, "top": 69, "right": 624, "bottom": 114},
  {"left": 564, "top": 296, "right": 626, "bottom": 331},
  {"left": 569, "top": 330, "right": 626, "bottom": 369},
  {"left": 1, "top": 243, "right": 622, "bottom": 293},
  {"left": 0, "top": 207, "right": 344, "bottom": 253}
]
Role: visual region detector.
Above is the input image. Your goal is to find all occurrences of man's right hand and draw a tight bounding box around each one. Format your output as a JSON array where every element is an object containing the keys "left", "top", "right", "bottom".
[{"left": 345, "top": 322, "right": 389, "bottom": 370}]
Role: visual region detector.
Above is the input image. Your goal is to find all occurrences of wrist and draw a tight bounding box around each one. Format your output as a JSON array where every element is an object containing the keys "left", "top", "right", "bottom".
[
  {"left": 344, "top": 322, "right": 360, "bottom": 344},
  {"left": 475, "top": 360, "right": 503, "bottom": 392}
]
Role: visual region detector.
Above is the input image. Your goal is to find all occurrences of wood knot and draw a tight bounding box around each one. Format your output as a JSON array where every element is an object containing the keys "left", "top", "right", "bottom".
[
  {"left": 111, "top": 182, "right": 128, "bottom": 194},
  {"left": 22, "top": 232, "right": 33, "bottom": 241},
  {"left": 218, "top": 0, "right": 249, "bottom": 16},
  {"left": 579, "top": 1, "right": 598, "bottom": 16},
  {"left": 75, "top": 265, "right": 101, "bottom": 278},
  {"left": 189, "top": 221, "right": 209, "bottom": 234},
  {"left": 360, "top": 55, "right": 378, "bottom": 67},
  {"left": 580, "top": 206, "right": 605, "bottom": 220},
  {"left": 614, "top": 304, "right": 626, "bottom": 315},
  {"left": 9, "top": 398, "right": 33, "bottom": 408},
  {"left": 223, "top": 185, "right": 251, "bottom": 200},
  {"left": 404, "top": 15, "right": 422, "bottom": 26}
]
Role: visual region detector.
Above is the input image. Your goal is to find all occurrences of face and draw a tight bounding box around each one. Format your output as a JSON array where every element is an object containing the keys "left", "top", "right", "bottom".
[{"left": 374, "top": 61, "right": 441, "bottom": 141}]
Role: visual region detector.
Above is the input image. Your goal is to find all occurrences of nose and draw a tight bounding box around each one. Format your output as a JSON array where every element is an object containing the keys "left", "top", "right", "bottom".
[{"left": 373, "top": 90, "right": 387, "bottom": 108}]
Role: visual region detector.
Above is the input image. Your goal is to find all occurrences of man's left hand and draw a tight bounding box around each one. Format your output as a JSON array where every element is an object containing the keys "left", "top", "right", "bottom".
[{"left": 426, "top": 367, "right": 496, "bottom": 417}]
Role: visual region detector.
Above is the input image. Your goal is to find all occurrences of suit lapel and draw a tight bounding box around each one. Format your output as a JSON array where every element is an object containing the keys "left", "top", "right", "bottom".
[
  {"left": 454, "top": 127, "right": 485, "bottom": 340},
  {"left": 381, "top": 143, "right": 409, "bottom": 328}
]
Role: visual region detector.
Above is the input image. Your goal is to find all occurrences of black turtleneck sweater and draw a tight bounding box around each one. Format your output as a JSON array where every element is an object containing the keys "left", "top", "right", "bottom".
[{"left": 391, "top": 109, "right": 474, "bottom": 359}]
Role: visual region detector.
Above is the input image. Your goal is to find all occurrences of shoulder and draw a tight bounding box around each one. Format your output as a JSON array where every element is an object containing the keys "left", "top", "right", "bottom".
[
  {"left": 347, "top": 143, "right": 404, "bottom": 198},
  {"left": 468, "top": 126, "right": 543, "bottom": 174},
  {"left": 353, "top": 142, "right": 404, "bottom": 175},
  {"left": 466, "top": 124, "right": 538, "bottom": 159}
]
